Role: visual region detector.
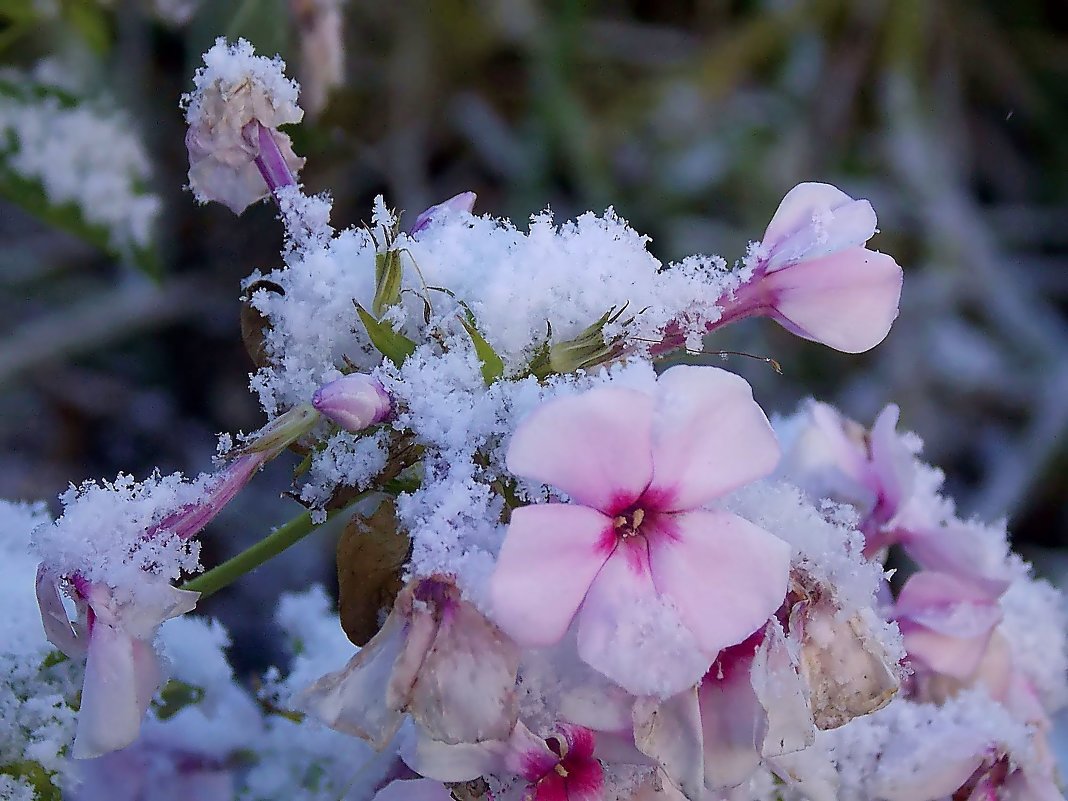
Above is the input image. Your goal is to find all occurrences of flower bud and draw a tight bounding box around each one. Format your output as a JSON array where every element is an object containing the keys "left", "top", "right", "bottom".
[
  {"left": 409, "top": 191, "right": 477, "bottom": 235},
  {"left": 312, "top": 374, "right": 392, "bottom": 432}
]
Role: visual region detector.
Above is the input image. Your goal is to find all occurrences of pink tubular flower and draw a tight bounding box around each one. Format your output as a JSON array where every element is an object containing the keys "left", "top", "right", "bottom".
[
  {"left": 490, "top": 365, "right": 790, "bottom": 697},
  {"left": 708, "top": 182, "right": 903, "bottom": 353},
  {"left": 312, "top": 373, "right": 392, "bottom": 432},
  {"left": 299, "top": 575, "right": 520, "bottom": 748},
  {"left": 36, "top": 571, "right": 199, "bottom": 759},
  {"left": 504, "top": 723, "right": 604, "bottom": 801},
  {"left": 409, "top": 191, "right": 477, "bottom": 235}
]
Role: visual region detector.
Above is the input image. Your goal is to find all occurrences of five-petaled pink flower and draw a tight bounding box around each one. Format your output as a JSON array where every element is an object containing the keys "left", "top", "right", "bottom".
[
  {"left": 708, "top": 182, "right": 903, "bottom": 353},
  {"left": 505, "top": 723, "right": 604, "bottom": 801},
  {"left": 490, "top": 365, "right": 790, "bottom": 697}
]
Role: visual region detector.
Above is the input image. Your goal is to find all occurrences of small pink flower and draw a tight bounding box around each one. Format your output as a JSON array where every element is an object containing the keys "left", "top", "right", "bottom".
[
  {"left": 299, "top": 575, "right": 520, "bottom": 748},
  {"left": 504, "top": 722, "right": 604, "bottom": 801},
  {"left": 490, "top": 366, "right": 790, "bottom": 697},
  {"left": 36, "top": 571, "right": 199, "bottom": 759},
  {"left": 409, "top": 191, "right": 477, "bottom": 235},
  {"left": 312, "top": 373, "right": 392, "bottom": 432},
  {"left": 709, "top": 183, "right": 903, "bottom": 353}
]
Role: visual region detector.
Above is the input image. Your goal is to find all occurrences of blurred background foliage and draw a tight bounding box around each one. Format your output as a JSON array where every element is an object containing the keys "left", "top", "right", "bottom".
[{"left": 0, "top": 0, "right": 1066, "bottom": 657}]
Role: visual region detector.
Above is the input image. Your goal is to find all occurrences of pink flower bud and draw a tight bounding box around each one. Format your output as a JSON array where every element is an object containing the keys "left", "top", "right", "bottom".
[
  {"left": 708, "top": 182, "right": 903, "bottom": 353},
  {"left": 409, "top": 191, "right": 477, "bottom": 235},
  {"left": 312, "top": 373, "right": 391, "bottom": 432}
]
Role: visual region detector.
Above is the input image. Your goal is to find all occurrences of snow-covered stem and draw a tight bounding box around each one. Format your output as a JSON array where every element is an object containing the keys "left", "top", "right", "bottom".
[{"left": 179, "top": 493, "right": 370, "bottom": 598}]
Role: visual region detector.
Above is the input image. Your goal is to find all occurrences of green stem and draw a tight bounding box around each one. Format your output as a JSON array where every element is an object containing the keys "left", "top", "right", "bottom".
[{"left": 181, "top": 494, "right": 370, "bottom": 599}]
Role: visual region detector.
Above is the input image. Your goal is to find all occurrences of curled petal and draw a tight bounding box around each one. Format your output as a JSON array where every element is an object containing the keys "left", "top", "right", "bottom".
[
  {"left": 35, "top": 566, "right": 83, "bottom": 657},
  {"left": 750, "top": 619, "right": 813, "bottom": 757},
  {"left": 506, "top": 387, "right": 654, "bottom": 514},
  {"left": 646, "top": 366, "right": 781, "bottom": 511},
  {"left": 648, "top": 511, "right": 789, "bottom": 657},
  {"left": 577, "top": 543, "right": 711, "bottom": 697},
  {"left": 698, "top": 636, "right": 765, "bottom": 791},
  {"left": 633, "top": 689, "right": 705, "bottom": 801},
  {"left": 399, "top": 725, "right": 508, "bottom": 783},
  {"left": 297, "top": 607, "right": 410, "bottom": 747},
  {"left": 74, "top": 623, "right": 162, "bottom": 759},
  {"left": 408, "top": 589, "right": 520, "bottom": 743},
  {"left": 763, "top": 247, "right": 903, "bottom": 354},
  {"left": 490, "top": 504, "right": 613, "bottom": 647},
  {"left": 793, "top": 604, "right": 898, "bottom": 729},
  {"left": 762, "top": 183, "right": 877, "bottom": 270}
]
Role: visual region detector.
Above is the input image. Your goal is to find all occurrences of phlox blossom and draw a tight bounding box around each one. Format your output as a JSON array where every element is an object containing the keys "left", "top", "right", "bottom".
[{"left": 490, "top": 365, "right": 790, "bottom": 697}]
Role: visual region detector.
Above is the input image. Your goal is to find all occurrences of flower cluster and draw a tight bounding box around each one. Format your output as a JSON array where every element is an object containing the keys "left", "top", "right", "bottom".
[{"left": 2, "top": 38, "right": 1063, "bottom": 801}]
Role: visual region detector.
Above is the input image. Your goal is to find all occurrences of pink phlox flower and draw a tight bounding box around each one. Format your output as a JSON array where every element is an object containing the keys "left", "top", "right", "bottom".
[
  {"left": 36, "top": 570, "right": 199, "bottom": 759},
  {"left": 504, "top": 722, "right": 604, "bottom": 801},
  {"left": 410, "top": 191, "right": 478, "bottom": 235},
  {"left": 632, "top": 619, "right": 812, "bottom": 800},
  {"left": 709, "top": 182, "right": 903, "bottom": 353},
  {"left": 490, "top": 365, "right": 790, "bottom": 698},
  {"left": 299, "top": 574, "right": 520, "bottom": 749}
]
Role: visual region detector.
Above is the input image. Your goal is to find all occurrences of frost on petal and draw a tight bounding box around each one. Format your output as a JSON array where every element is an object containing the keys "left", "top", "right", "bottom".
[
  {"left": 74, "top": 622, "right": 162, "bottom": 759},
  {"left": 506, "top": 387, "right": 655, "bottom": 514},
  {"left": 763, "top": 247, "right": 903, "bottom": 353},
  {"left": 646, "top": 366, "right": 780, "bottom": 511},
  {"left": 576, "top": 542, "right": 711, "bottom": 697},
  {"left": 647, "top": 511, "right": 789, "bottom": 657},
  {"left": 697, "top": 633, "right": 765, "bottom": 791},
  {"left": 791, "top": 599, "right": 899, "bottom": 729},
  {"left": 766, "top": 739, "right": 839, "bottom": 801},
  {"left": 761, "top": 183, "right": 876, "bottom": 268},
  {"left": 296, "top": 605, "right": 410, "bottom": 747},
  {"left": 407, "top": 581, "right": 520, "bottom": 743},
  {"left": 633, "top": 689, "right": 705, "bottom": 801},
  {"left": 490, "top": 504, "right": 613, "bottom": 647}
]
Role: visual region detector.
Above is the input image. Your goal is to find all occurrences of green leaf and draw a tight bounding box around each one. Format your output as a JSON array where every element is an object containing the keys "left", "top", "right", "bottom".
[
  {"left": 152, "top": 679, "right": 206, "bottom": 720},
  {"left": 62, "top": 0, "right": 111, "bottom": 54},
  {"left": 372, "top": 249, "right": 404, "bottom": 317},
  {"left": 355, "top": 303, "right": 417, "bottom": 368},
  {"left": 458, "top": 313, "right": 504, "bottom": 385},
  {"left": 1, "top": 760, "right": 61, "bottom": 801}
]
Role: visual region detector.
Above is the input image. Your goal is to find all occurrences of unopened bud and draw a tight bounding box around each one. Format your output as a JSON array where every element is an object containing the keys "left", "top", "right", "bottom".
[
  {"left": 409, "top": 191, "right": 477, "bottom": 235},
  {"left": 312, "top": 374, "right": 392, "bottom": 432}
]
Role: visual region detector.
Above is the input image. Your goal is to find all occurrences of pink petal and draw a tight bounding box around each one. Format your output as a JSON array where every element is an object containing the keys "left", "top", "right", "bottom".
[
  {"left": 506, "top": 387, "right": 655, "bottom": 514},
  {"left": 372, "top": 779, "right": 455, "bottom": 801},
  {"left": 534, "top": 773, "right": 569, "bottom": 801},
  {"left": 762, "top": 183, "right": 875, "bottom": 262},
  {"left": 867, "top": 404, "right": 916, "bottom": 525},
  {"left": 563, "top": 756, "right": 605, "bottom": 801},
  {"left": 645, "top": 367, "right": 780, "bottom": 512},
  {"left": 74, "top": 622, "right": 161, "bottom": 758},
  {"left": 633, "top": 689, "right": 705, "bottom": 801},
  {"left": 558, "top": 723, "right": 597, "bottom": 762},
  {"left": 698, "top": 640, "right": 765, "bottom": 791},
  {"left": 750, "top": 620, "right": 814, "bottom": 757},
  {"left": 894, "top": 572, "right": 1003, "bottom": 638},
  {"left": 648, "top": 511, "right": 789, "bottom": 657},
  {"left": 296, "top": 608, "right": 409, "bottom": 748},
  {"left": 576, "top": 542, "right": 712, "bottom": 697},
  {"left": 408, "top": 591, "right": 520, "bottom": 743},
  {"left": 505, "top": 721, "right": 561, "bottom": 781},
  {"left": 901, "top": 624, "right": 997, "bottom": 681},
  {"left": 763, "top": 247, "right": 903, "bottom": 354},
  {"left": 874, "top": 752, "right": 986, "bottom": 801},
  {"left": 490, "top": 504, "right": 613, "bottom": 647},
  {"left": 903, "top": 523, "right": 1012, "bottom": 598},
  {"left": 399, "top": 726, "right": 509, "bottom": 782},
  {"left": 35, "top": 566, "right": 83, "bottom": 658}
]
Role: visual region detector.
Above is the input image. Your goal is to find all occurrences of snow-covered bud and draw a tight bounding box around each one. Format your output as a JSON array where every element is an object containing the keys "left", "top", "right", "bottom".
[
  {"left": 709, "top": 183, "right": 903, "bottom": 353},
  {"left": 312, "top": 374, "right": 391, "bottom": 432},
  {"left": 409, "top": 191, "right": 477, "bottom": 235},
  {"left": 182, "top": 38, "right": 305, "bottom": 213}
]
